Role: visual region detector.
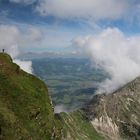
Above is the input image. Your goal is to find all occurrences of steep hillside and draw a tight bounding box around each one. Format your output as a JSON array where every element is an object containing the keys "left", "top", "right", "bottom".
[
  {"left": 83, "top": 77, "right": 140, "bottom": 140},
  {"left": 0, "top": 53, "right": 62, "bottom": 140},
  {"left": 1, "top": 53, "right": 140, "bottom": 140},
  {"left": 60, "top": 110, "right": 104, "bottom": 140}
]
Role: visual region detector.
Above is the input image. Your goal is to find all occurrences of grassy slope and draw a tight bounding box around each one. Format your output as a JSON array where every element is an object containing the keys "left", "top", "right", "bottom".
[
  {"left": 60, "top": 110, "right": 104, "bottom": 140},
  {"left": 0, "top": 53, "right": 62, "bottom": 140}
]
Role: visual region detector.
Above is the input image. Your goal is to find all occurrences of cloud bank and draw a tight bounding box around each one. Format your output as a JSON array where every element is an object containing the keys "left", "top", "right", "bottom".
[
  {"left": 9, "top": 0, "right": 140, "bottom": 27},
  {"left": 0, "top": 25, "right": 41, "bottom": 74},
  {"left": 36, "top": 0, "right": 130, "bottom": 20},
  {"left": 73, "top": 28, "right": 140, "bottom": 94}
]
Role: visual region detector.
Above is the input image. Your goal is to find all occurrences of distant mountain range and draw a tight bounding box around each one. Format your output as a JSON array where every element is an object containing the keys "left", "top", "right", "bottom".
[{"left": 19, "top": 51, "right": 86, "bottom": 60}]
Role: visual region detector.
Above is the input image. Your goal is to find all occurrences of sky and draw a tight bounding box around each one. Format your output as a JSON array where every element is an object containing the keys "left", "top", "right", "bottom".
[
  {"left": 1, "top": 0, "right": 140, "bottom": 53},
  {"left": 1, "top": 0, "right": 140, "bottom": 92}
]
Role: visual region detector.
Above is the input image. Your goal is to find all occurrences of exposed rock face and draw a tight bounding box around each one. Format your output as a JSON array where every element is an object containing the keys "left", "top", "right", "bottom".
[
  {"left": 60, "top": 111, "right": 104, "bottom": 140},
  {"left": 91, "top": 115, "right": 120, "bottom": 140},
  {"left": 83, "top": 77, "right": 140, "bottom": 140}
]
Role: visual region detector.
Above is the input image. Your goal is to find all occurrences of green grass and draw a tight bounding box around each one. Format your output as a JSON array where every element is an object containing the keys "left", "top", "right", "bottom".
[
  {"left": 0, "top": 53, "right": 62, "bottom": 140},
  {"left": 60, "top": 110, "right": 104, "bottom": 140},
  {"left": 32, "top": 58, "right": 107, "bottom": 109}
]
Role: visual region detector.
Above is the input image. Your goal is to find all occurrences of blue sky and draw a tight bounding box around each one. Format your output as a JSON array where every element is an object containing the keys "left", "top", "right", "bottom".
[{"left": 0, "top": 0, "right": 140, "bottom": 52}]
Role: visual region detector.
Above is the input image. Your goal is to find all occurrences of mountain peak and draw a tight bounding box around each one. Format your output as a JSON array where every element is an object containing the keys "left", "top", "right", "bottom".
[{"left": 83, "top": 76, "right": 140, "bottom": 140}]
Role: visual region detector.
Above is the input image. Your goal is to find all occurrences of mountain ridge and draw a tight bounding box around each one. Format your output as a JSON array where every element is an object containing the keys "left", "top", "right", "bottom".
[
  {"left": 0, "top": 53, "right": 62, "bottom": 140},
  {"left": 82, "top": 76, "right": 140, "bottom": 140},
  {"left": 0, "top": 53, "right": 140, "bottom": 140}
]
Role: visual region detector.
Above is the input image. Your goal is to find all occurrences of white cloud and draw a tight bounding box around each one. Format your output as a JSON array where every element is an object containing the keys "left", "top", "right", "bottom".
[
  {"left": 27, "top": 27, "right": 42, "bottom": 42},
  {"left": 36, "top": 0, "right": 129, "bottom": 20},
  {"left": 54, "top": 105, "right": 68, "bottom": 113},
  {"left": 20, "top": 27, "right": 42, "bottom": 46},
  {"left": 0, "top": 25, "right": 41, "bottom": 74},
  {"left": 9, "top": 0, "right": 36, "bottom": 5},
  {"left": 13, "top": 59, "right": 32, "bottom": 74},
  {"left": 126, "top": 3, "right": 140, "bottom": 27},
  {"left": 0, "top": 25, "right": 20, "bottom": 58},
  {"left": 73, "top": 28, "right": 140, "bottom": 94}
]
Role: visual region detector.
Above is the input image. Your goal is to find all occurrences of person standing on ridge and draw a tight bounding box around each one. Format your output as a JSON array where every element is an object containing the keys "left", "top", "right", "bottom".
[{"left": 2, "top": 49, "right": 5, "bottom": 53}]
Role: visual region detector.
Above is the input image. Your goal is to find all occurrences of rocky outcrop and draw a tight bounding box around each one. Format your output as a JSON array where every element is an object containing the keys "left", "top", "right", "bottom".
[{"left": 82, "top": 77, "right": 140, "bottom": 140}]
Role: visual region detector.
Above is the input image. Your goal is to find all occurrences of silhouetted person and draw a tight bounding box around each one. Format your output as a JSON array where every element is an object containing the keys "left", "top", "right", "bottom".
[{"left": 2, "top": 49, "right": 5, "bottom": 53}]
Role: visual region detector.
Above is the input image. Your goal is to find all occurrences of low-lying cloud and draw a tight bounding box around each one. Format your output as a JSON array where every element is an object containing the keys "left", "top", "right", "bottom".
[
  {"left": 13, "top": 59, "right": 33, "bottom": 74},
  {"left": 73, "top": 28, "right": 140, "bottom": 94},
  {"left": 0, "top": 25, "right": 42, "bottom": 74},
  {"left": 54, "top": 105, "right": 68, "bottom": 114}
]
